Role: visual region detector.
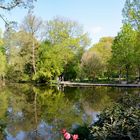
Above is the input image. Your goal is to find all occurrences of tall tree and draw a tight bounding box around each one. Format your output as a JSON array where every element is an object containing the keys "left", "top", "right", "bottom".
[
  {"left": 123, "top": 0, "right": 140, "bottom": 30},
  {"left": 3, "top": 29, "right": 27, "bottom": 81},
  {"left": 44, "top": 17, "right": 90, "bottom": 81},
  {"left": 110, "top": 24, "right": 136, "bottom": 82},
  {"left": 34, "top": 42, "right": 66, "bottom": 82},
  {"left": 122, "top": 0, "right": 140, "bottom": 82},
  {"left": 0, "top": 51, "right": 6, "bottom": 82},
  {"left": 90, "top": 37, "right": 113, "bottom": 74},
  {"left": 0, "top": 34, "right": 6, "bottom": 82},
  {"left": 133, "top": 32, "right": 140, "bottom": 81},
  {"left": 20, "top": 12, "right": 43, "bottom": 74},
  {"left": 80, "top": 51, "right": 103, "bottom": 80},
  {"left": 3, "top": 26, "right": 39, "bottom": 81}
]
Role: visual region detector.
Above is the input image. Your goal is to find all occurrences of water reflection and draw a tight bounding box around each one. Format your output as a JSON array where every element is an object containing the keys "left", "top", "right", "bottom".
[
  {"left": 0, "top": 84, "right": 139, "bottom": 139},
  {"left": 6, "top": 121, "right": 59, "bottom": 140}
]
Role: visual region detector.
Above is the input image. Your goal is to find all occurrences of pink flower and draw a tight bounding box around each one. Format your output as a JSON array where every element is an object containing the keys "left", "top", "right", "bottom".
[
  {"left": 64, "top": 132, "right": 71, "bottom": 140},
  {"left": 61, "top": 129, "right": 71, "bottom": 140},
  {"left": 72, "top": 134, "right": 79, "bottom": 140},
  {"left": 61, "top": 128, "right": 78, "bottom": 140}
]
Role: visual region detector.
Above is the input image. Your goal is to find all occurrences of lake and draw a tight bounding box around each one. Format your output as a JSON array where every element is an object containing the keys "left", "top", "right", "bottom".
[{"left": 0, "top": 83, "right": 140, "bottom": 140}]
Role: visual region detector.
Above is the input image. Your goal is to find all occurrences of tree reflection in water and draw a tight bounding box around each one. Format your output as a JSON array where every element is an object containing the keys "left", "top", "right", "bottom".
[{"left": 0, "top": 84, "right": 137, "bottom": 139}]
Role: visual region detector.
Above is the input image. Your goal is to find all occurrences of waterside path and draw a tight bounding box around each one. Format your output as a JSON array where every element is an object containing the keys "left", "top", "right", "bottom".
[{"left": 59, "top": 81, "right": 140, "bottom": 87}]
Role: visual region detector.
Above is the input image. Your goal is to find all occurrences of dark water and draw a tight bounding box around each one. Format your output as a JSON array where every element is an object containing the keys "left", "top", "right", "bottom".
[{"left": 0, "top": 84, "right": 140, "bottom": 140}]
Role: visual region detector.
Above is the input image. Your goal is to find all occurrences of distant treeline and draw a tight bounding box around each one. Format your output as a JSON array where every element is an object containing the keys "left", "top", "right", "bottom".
[{"left": 0, "top": 0, "right": 140, "bottom": 84}]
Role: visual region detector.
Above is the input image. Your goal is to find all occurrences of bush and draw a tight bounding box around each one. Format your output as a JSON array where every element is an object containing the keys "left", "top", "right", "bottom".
[
  {"left": 90, "top": 94, "right": 140, "bottom": 140},
  {"left": 72, "top": 124, "right": 91, "bottom": 140},
  {"left": 0, "top": 119, "right": 7, "bottom": 139}
]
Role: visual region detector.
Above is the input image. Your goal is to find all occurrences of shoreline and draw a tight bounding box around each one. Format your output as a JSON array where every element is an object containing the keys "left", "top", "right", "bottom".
[{"left": 59, "top": 81, "right": 140, "bottom": 88}]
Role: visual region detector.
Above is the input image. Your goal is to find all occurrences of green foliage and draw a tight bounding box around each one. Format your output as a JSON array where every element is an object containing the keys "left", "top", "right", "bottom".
[
  {"left": 90, "top": 37, "right": 113, "bottom": 66},
  {"left": 0, "top": 119, "right": 7, "bottom": 140},
  {"left": 45, "top": 17, "right": 90, "bottom": 47},
  {"left": 0, "top": 36, "right": 6, "bottom": 81},
  {"left": 1, "top": 16, "right": 91, "bottom": 83},
  {"left": 110, "top": 24, "right": 137, "bottom": 82},
  {"left": 34, "top": 17, "right": 90, "bottom": 82},
  {"left": 1, "top": 0, "right": 140, "bottom": 83},
  {"left": 111, "top": 24, "right": 136, "bottom": 65},
  {"left": 121, "top": 0, "right": 140, "bottom": 82},
  {"left": 80, "top": 37, "right": 113, "bottom": 80},
  {"left": 0, "top": 50, "right": 7, "bottom": 80},
  {"left": 90, "top": 94, "right": 140, "bottom": 140},
  {"left": 4, "top": 30, "right": 33, "bottom": 81},
  {"left": 44, "top": 17, "right": 90, "bottom": 81},
  {"left": 72, "top": 124, "right": 91, "bottom": 140},
  {"left": 81, "top": 51, "right": 103, "bottom": 80},
  {"left": 34, "top": 42, "right": 65, "bottom": 82},
  {"left": 4, "top": 16, "right": 42, "bottom": 81},
  {"left": 65, "top": 91, "right": 140, "bottom": 140},
  {"left": 123, "top": 0, "right": 140, "bottom": 30}
]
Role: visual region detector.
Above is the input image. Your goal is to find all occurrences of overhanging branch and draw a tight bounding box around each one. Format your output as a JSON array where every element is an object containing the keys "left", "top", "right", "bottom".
[{"left": 0, "top": 0, "right": 21, "bottom": 10}]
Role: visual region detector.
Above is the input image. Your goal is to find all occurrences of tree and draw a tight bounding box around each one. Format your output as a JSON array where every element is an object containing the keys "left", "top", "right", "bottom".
[
  {"left": 3, "top": 27, "right": 38, "bottom": 81},
  {"left": 80, "top": 37, "right": 113, "bottom": 80},
  {"left": 20, "top": 12, "right": 43, "bottom": 74},
  {"left": 34, "top": 42, "right": 65, "bottom": 82},
  {"left": 80, "top": 51, "right": 103, "bottom": 80},
  {"left": 0, "top": 32, "right": 6, "bottom": 83},
  {"left": 42, "top": 17, "right": 90, "bottom": 81},
  {"left": 110, "top": 24, "right": 136, "bottom": 83},
  {"left": 123, "top": 0, "right": 140, "bottom": 30},
  {"left": 0, "top": 51, "right": 6, "bottom": 82},
  {"left": 3, "top": 28, "right": 27, "bottom": 81},
  {"left": 133, "top": 31, "right": 140, "bottom": 81},
  {"left": 123, "top": 1, "right": 140, "bottom": 82}
]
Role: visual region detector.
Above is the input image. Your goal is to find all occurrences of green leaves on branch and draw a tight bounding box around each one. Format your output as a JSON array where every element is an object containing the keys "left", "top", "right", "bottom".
[
  {"left": 34, "top": 43, "right": 65, "bottom": 82},
  {"left": 0, "top": 39, "right": 6, "bottom": 81},
  {"left": 110, "top": 24, "right": 137, "bottom": 82},
  {"left": 80, "top": 37, "right": 113, "bottom": 80},
  {"left": 34, "top": 17, "right": 90, "bottom": 82},
  {"left": 90, "top": 94, "right": 140, "bottom": 140},
  {"left": 123, "top": 0, "right": 140, "bottom": 30}
]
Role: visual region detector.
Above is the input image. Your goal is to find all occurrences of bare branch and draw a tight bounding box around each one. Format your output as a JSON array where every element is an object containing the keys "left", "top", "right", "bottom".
[{"left": 0, "top": 0, "right": 36, "bottom": 11}]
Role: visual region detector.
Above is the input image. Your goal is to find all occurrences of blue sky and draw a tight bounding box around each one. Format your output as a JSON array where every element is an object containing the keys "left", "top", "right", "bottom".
[{"left": 0, "top": 0, "right": 125, "bottom": 44}]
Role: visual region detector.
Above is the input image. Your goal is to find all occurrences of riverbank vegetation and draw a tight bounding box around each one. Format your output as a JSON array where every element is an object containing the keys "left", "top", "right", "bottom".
[
  {"left": 72, "top": 93, "right": 140, "bottom": 140},
  {"left": 0, "top": 0, "right": 140, "bottom": 84}
]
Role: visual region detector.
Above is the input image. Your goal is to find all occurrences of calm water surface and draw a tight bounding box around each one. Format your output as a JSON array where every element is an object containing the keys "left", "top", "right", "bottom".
[{"left": 0, "top": 84, "right": 140, "bottom": 140}]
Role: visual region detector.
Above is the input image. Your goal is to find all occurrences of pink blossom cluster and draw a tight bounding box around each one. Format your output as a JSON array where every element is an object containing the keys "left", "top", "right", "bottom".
[{"left": 61, "top": 129, "right": 78, "bottom": 140}]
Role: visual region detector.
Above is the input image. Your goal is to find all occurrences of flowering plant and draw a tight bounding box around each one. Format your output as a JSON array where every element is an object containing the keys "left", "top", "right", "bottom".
[{"left": 61, "top": 129, "right": 78, "bottom": 140}]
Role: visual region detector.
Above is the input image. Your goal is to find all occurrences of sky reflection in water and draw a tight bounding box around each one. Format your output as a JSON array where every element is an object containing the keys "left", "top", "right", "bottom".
[{"left": 0, "top": 84, "right": 138, "bottom": 140}]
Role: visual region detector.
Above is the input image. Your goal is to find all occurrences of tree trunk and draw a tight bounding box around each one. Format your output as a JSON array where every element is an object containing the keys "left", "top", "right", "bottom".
[
  {"left": 34, "top": 92, "right": 38, "bottom": 130},
  {"left": 119, "top": 68, "right": 122, "bottom": 84},
  {"left": 138, "top": 66, "right": 140, "bottom": 82},
  {"left": 0, "top": 75, "right": 5, "bottom": 86},
  {"left": 32, "top": 39, "right": 36, "bottom": 74},
  {"left": 126, "top": 65, "right": 129, "bottom": 83}
]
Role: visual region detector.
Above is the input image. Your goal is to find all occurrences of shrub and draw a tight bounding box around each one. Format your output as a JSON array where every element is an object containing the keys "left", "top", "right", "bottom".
[{"left": 90, "top": 94, "right": 140, "bottom": 140}]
